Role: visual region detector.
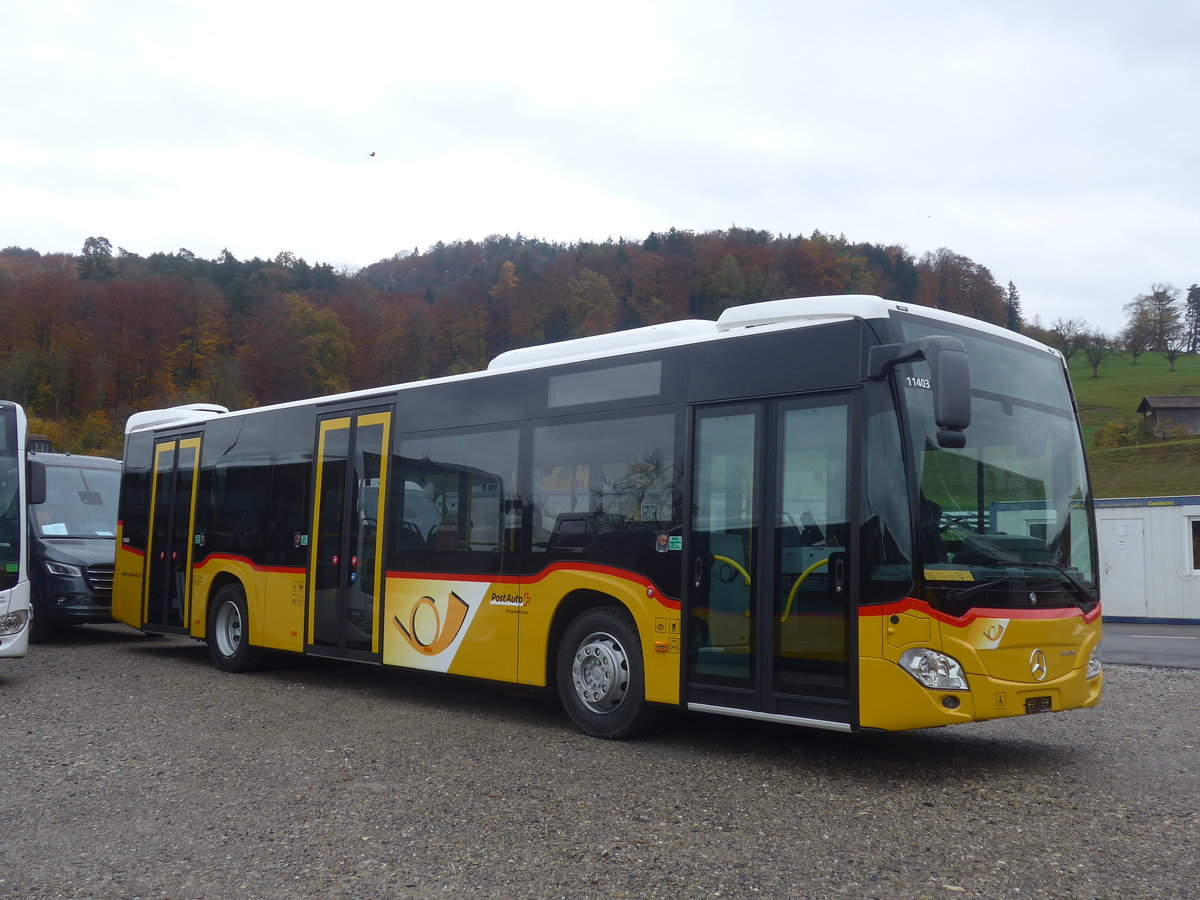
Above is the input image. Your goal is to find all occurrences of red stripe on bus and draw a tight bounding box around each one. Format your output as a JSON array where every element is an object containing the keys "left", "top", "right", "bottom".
[
  {"left": 385, "top": 561, "right": 681, "bottom": 611},
  {"left": 861, "top": 595, "right": 1101, "bottom": 626},
  {"left": 192, "top": 553, "right": 307, "bottom": 576}
]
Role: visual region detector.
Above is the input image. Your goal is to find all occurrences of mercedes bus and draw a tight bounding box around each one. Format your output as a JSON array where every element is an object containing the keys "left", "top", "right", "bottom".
[{"left": 112, "top": 295, "right": 1102, "bottom": 737}]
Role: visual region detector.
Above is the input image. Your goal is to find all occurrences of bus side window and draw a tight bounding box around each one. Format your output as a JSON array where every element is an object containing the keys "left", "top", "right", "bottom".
[
  {"left": 530, "top": 411, "right": 682, "bottom": 595},
  {"left": 391, "top": 429, "right": 519, "bottom": 576}
]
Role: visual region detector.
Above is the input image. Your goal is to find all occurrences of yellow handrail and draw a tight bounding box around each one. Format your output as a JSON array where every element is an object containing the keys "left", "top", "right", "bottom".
[
  {"left": 712, "top": 554, "right": 751, "bottom": 586},
  {"left": 781, "top": 557, "right": 830, "bottom": 621}
]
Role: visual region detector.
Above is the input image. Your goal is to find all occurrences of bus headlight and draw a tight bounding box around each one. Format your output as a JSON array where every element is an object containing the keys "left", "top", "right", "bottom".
[
  {"left": 899, "top": 648, "right": 969, "bottom": 691},
  {"left": 0, "top": 609, "right": 30, "bottom": 636},
  {"left": 45, "top": 561, "right": 83, "bottom": 578},
  {"left": 1087, "top": 644, "right": 1102, "bottom": 679}
]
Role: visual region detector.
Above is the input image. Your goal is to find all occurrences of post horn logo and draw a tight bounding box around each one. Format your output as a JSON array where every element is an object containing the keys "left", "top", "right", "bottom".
[{"left": 394, "top": 591, "right": 470, "bottom": 655}]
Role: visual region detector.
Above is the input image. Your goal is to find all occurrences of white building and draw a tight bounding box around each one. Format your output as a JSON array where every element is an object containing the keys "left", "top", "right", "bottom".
[{"left": 1096, "top": 496, "right": 1200, "bottom": 622}]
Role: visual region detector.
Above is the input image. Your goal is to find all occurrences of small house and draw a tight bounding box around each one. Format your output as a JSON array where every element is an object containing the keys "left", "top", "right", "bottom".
[{"left": 1136, "top": 396, "right": 1200, "bottom": 435}]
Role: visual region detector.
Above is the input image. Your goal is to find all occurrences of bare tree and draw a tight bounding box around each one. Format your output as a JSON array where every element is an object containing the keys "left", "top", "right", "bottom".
[
  {"left": 1049, "top": 317, "right": 1087, "bottom": 361},
  {"left": 1124, "top": 283, "right": 1182, "bottom": 350},
  {"left": 1161, "top": 330, "right": 1189, "bottom": 372},
  {"left": 1080, "top": 330, "right": 1115, "bottom": 377},
  {"left": 1121, "top": 312, "right": 1153, "bottom": 363}
]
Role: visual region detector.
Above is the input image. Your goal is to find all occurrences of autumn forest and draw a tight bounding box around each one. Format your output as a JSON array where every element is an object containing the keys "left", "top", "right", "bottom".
[{"left": 0, "top": 228, "right": 1059, "bottom": 456}]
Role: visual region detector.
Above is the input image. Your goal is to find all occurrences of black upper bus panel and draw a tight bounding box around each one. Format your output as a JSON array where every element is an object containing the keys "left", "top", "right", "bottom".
[
  {"left": 392, "top": 371, "right": 536, "bottom": 433},
  {"left": 387, "top": 317, "right": 871, "bottom": 431},
  {"left": 686, "top": 319, "right": 866, "bottom": 403}
]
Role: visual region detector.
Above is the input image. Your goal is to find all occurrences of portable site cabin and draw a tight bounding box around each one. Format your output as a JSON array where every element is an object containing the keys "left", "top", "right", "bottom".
[{"left": 1096, "top": 496, "right": 1200, "bottom": 622}]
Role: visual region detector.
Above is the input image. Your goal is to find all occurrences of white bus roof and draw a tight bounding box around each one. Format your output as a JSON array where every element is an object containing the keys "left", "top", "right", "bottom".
[
  {"left": 125, "top": 403, "right": 230, "bottom": 435},
  {"left": 490, "top": 294, "right": 1057, "bottom": 371}
]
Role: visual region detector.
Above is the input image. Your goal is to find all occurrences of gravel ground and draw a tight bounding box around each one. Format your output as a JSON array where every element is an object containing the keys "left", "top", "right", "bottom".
[{"left": 0, "top": 624, "right": 1196, "bottom": 900}]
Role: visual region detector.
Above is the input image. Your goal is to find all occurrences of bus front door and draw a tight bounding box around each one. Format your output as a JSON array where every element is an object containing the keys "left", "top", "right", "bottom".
[
  {"left": 144, "top": 435, "right": 201, "bottom": 633},
  {"left": 686, "top": 395, "right": 855, "bottom": 726},
  {"left": 307, "top": 409, "right": 392, "bottom": 661}
]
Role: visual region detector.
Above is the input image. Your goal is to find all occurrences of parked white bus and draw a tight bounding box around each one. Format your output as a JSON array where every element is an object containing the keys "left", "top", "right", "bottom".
[{"left": 0, "top": 401, "right": 42, "bottom": 657}]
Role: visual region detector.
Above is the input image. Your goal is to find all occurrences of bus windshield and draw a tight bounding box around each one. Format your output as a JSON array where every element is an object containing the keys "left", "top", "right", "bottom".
[{"left": 896, "top": 316, "right": 1097, "bottom": 615}]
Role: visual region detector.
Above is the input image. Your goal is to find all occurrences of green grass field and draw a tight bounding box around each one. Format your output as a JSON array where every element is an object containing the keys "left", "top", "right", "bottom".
[
  {"left": 1087, "top": 438, "right": 1200, "bottom": 498},
  {"left": 1065, "top": 351, "right": 1200, "bottom": 498},
  {"left": 1068, "top": 351, "right": 1200, "bottom": 440}
]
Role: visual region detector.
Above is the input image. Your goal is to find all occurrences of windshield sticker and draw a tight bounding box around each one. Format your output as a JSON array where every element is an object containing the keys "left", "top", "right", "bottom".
[{"left": 924, "top": 568, "right": 975, "bottom": 582}]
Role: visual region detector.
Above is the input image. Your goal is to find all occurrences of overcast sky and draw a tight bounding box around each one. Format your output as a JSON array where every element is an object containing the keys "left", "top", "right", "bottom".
[{"left": 3, "top": 1, "right": 1197, "bottom": 332}]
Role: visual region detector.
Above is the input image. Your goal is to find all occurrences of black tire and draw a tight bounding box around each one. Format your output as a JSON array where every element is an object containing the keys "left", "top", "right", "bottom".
[
  {"left": 28, "top": 601, "right": 54, "bottom": 644},
  {"left": 206, "top": 583, "right": 265, "bottom": 673},
  {"left": 556, "top": 606, "right": 656, "bottom": 739}
]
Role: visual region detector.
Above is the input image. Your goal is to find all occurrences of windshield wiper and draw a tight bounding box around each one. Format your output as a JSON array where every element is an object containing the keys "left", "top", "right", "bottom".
[
  {"left": 944, "top": 566, "right": 1094, "bottom": 609},
  {"left": 947, "top": 574, "right": 1022, "bottom": 605}
]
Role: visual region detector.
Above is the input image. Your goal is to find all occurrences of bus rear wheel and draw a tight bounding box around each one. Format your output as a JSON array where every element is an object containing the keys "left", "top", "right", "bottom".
[
  {"left": 557, "top": 606, "right": 655, "bottom": 739},
  {"left": 207, "top": 583, "right": 264, "bottom": 673}
]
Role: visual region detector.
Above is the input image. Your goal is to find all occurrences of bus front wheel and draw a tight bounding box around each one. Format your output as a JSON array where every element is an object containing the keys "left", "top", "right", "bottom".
[
  {"left": 557, "top": 606, "right": 655, "bottom": 739},
  {"left": 207, "top": 583, "right": 264, "bottom": 673}
]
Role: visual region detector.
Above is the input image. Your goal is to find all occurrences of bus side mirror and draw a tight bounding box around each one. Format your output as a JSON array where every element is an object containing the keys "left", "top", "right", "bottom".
[
  {"left": 26, "top": 459, "right": 46, "bottom": 506},
  {"left": 868, "top": 335, "right": 971, "bottom": 448}
]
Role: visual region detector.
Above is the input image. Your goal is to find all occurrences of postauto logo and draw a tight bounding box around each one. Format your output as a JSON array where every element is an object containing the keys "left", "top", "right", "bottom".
[{"left": 393, "top": 591, "right": 470, "bottom": 655}]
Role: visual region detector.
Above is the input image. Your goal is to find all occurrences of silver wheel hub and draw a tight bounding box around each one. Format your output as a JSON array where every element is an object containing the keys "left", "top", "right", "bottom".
[
  {"left": 571, "top": 631, "right": 629, "bottom": 714},
  {"left": 215, "top": 601, "right": 242, "bottom": 657}
]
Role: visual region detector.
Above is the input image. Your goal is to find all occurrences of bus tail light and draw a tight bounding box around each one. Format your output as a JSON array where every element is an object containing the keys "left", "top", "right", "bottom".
[{"left": 899, "top": 648, "right": 968, "bottom": 691}]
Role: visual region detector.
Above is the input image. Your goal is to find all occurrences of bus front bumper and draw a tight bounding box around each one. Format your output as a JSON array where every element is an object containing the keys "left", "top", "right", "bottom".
[{"left": 858, "top": 656, "right": 1103, "bottom": 731}]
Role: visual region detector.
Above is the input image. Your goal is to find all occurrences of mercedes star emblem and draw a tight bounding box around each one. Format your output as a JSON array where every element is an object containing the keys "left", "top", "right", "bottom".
[{"left": 1030, "top": 649, "right": 1048, "bottom": 682}]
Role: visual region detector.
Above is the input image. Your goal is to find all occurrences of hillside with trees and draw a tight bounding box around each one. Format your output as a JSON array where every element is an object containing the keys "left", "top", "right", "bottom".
[
  {"left": 2, "top": 228, "right": 1196, "bottom": 497},
  {"left": 0, "top": 229, "right": 1014, "bottom": 456},
  {"left": 1068, "top": 351, "right": 1200, "bottom": 497}
]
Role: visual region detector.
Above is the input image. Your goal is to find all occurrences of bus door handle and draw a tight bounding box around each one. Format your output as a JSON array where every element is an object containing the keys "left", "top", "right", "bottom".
[
  {"left": 693, "top": 556, "right": 703, "bottom": 589},
  {"left": 832, "top": 555, "right": 846, "bottom": 594}
]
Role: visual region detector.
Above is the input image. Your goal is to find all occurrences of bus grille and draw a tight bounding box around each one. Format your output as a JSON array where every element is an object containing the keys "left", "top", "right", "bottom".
[{"left": 86, "top": 565, "right": 115, "bottom": 598}]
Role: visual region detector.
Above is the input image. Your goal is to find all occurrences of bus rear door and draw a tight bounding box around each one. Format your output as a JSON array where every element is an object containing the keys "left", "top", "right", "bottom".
[
  {"left": 306, "top": 408, "right": 392, "bottom": 662},
  {"left": 144, "top": 435, "right": 202, "bottom": 633}
]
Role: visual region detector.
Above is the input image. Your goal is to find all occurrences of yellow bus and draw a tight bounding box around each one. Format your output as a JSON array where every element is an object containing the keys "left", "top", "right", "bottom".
[{"left": 112, "top": 295, "right": 1102, "bottom": 737}]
